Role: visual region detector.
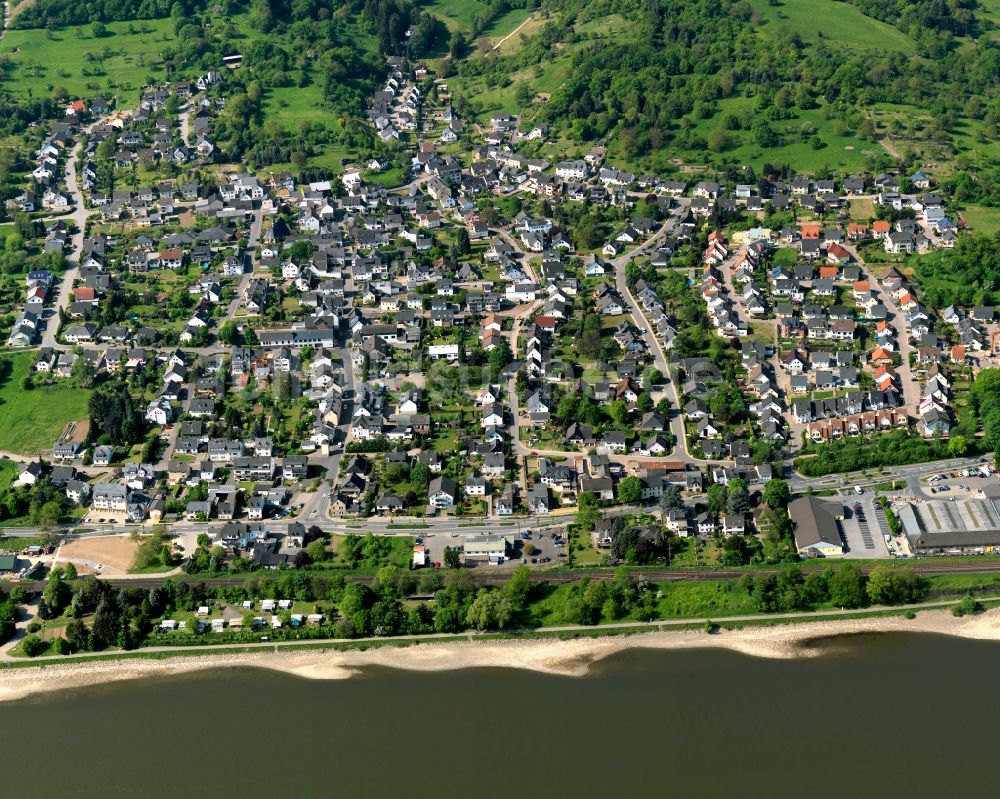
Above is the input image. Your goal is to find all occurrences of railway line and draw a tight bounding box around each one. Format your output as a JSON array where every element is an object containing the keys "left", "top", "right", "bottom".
[{"left": 10, "top": 559, "right": 1000, "bottom": 593}]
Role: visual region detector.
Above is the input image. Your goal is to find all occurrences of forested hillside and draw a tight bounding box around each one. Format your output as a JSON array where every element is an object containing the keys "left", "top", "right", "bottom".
[
  {"left": 2, "top": 0, "right": 1000, "bottom": 189},
  {"left": 450, "top": 0, "right": 999, "bottom": 177}
]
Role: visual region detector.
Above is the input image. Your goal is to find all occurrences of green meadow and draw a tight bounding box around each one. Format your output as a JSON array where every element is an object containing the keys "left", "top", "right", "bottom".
[
  {"left": 749, "top": 0, "right": 916, "bottom": 53},
  {"left": 0, "top": 352, "right": 90, "bottom": 456},
  {"left": 424, "top": 0, "right": 489, "bottom": 32},
  {"left": 0, "top": 19, "right": 175, "bottom": 104}
]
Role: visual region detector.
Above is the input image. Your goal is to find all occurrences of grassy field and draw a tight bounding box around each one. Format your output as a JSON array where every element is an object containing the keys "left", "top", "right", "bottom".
[
  {"left": 749, "top": 0, "right": 916, "bottom": 53},
  {"left": 424, "top": 0, "right": 489, "bottom": 32},
  {"left": 959, "top": 205, "right": 1000, "bottom": 236},
  {"left": 262, "top": 85, "right": 336, "bottom": 129},
  {"left": 668, "top": 96, "right": 876, "bottom": 175},
  {"left": 0, "top": 19, "right": 175, "bottom": 104},
  {"left": 0, "top": 352, "right": 90, "bottom": 455},
  {"left": 0, "top": 458, "right": 17, "bottom": 490},
  {"left": 484, "top": 8, "right": 534, "bottom": 48},
  {"left": 867, "top": 101, "right": 1000, "bottom": 173}
]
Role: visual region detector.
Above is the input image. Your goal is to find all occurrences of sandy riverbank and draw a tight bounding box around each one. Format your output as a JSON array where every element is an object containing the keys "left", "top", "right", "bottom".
[{"left": 3, "top": 608, "right": 1000, "bottom": 703}]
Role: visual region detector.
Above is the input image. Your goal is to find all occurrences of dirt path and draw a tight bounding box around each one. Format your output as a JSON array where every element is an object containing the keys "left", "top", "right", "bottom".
[
  {"left": 879, "top": 136, "right": 901, "bottom": 160},
  {"left": 492, "top": 14, "right": 534, "bottom": 52}
]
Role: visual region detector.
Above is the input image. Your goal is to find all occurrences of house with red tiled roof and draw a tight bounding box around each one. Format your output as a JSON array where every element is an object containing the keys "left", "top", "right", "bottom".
[
  {"left": 872, "top": 220, "right": 891, "bottom": 238},
  {"left": 827, "top": 243, "right": 851, "bottom": 264},
  {"left": 534, "top": 315, "right": 557, "bottom": 333},
  {"left": 847, "top": 223, "right": 868, "bottom": 241},
  {"left": 869, "top": 347, "right": 893, "bottom": 366}
]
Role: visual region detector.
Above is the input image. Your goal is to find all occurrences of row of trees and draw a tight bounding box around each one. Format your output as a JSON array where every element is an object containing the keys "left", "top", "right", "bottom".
[
  {"left": 738, "top": 562, "right": 927, "bottom": 613},
  {"left": 20, "top": 555, "right": 936, "bottom": 656},
  {"left": 796, "top": 431, "right": 957, "bottom": 477}
]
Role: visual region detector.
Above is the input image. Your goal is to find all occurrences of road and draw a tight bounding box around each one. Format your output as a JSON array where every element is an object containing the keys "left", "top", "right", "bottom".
[
  {"left": 865, "top": 250, "right": 920, "bottom": 410},
  {"left": 0, "top": 597, "right": 38, "bottom": 659},
  {"left": 299, "top": 345, "right": 356, "bottom": 523},
  {"left": 787, "top": 453, "right": 988, "bottom": 491},
  {"left": 609, "top": 210, "right": 709, "bottom": 465},
  {"left": 492, "top": 228, "right": 538, "bottom": 283},
  {"left": 179, "top": 105, "right": 192, "bottom": 145},
  {"left": 506, "top": 299, "right": 541, "bottom": 458},
  {"left": 41, "top": 129, "right": 93, "bottom": 349}
]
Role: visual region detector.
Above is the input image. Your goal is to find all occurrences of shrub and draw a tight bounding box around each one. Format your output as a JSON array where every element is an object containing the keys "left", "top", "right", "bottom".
[
  {"left": 21, "top": 635, "right": 47, "bottom": 657},
  {"left": 952, "top": 594, "right": 982, "bottom": 617}
]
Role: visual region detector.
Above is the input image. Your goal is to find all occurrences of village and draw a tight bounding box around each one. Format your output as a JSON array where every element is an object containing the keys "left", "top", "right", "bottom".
[{"left": 2, "top": 52, "right": 1000, "bottom": 584}]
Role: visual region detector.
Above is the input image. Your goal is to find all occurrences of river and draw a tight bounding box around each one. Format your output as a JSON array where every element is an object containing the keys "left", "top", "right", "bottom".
[{"left": 0, "top": 633, "right": 994, "bottom": 797}]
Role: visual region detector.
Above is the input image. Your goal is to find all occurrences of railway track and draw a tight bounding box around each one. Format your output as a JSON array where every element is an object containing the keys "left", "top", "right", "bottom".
[{"left": 10, "top": 560, "right": 1000, "bottom": 593}]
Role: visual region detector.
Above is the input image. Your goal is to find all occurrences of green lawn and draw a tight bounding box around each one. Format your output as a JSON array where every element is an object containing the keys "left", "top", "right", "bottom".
[
  {"left": 675, "top": 96, "right": 876, "bottom": 175},
  {"left": 263, "top": 85, "right": 342, "bottom": 130},
  {"left": 424, "top": 0, "right": 489, "bottom": 31},
  {"left": 0, "top": 19, "right": 176, "bottom": 104},
  {"left": 0, "top": 458, "right": 17, "bottom": 490},
  {"left": 482, "top": 8, "right": 533, "bottom": 40},
  {"left": 0, "top": 353, "right": 90, "bottom": 455},
  {"left": 749, "top": 0, "right": 916, "bottom": 53},
  {"left": 656, "top": 580, "right": 760, "bottom": 618},
  {"left": 959, "top": 205, "right": 1000, "bottom": 236}
]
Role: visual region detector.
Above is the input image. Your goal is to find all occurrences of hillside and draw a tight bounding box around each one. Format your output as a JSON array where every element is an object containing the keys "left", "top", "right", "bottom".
[
  {"left": 0, "top": 0, "right": 997, "bottom": 193},
  {"left": 443, "top": 0, "right": 1000, "bottom": 183}
]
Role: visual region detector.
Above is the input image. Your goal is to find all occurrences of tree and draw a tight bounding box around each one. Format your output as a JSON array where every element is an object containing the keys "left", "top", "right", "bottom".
[
  {"left": 659, "top": 484, "right": 683, "bottom": 513},
  {"left": 410, "top": 461, "right": 431, "bottom": 491},
  {"left": 90, "top": 595, "right": 120, "bottom": 650},
  {"left": 707, "top": 127, "right": 730, "bottom": 152},
  {"left": 752, "top": 119, "right": 779, "bottom": 147},
  {"left": 65, "top": 618, "right": 88, "bottom": 653},
  {"left": 487, "top": 338, "right": 512, "bottom": 380},
  {"left": 706, "top": 484, "right": 727, "bottom": 517},
  {"left": 502, "top": 565, "right": 532, "bottom": 614},
  {"left": 948, "top": 435, "right": 968, "bottom": 457},
  {"left": 828, "top": 563, "right": 867, "bottom": 609},
  {"left": 578, "top": 314, "right": 603, "bottom": 358},
  {"left": 617, "top": 476, "right": 642, "bottom": 504},
  {"left": 608, "top": 400, "right": 629, "bottom": 425},
  {"left": 63, "top": 562, "right": 77, "bottom": 580},
  {"left": 576, "top": 490, "right": 601, "bottom": 533},
  {"left": 305, "top": 538, "right": 328, "bottom": 563},
  {"left": 443, "top": 546, "right": 462, "bottom": 569},
  {"left": 466, "top": 589, "right": 514, "bottom": 630},
  {"left": 36, "top": 499, "right": 63, "bottom": 527},
  {"left": 866, "top": 565, "right": 925, "bottom": 605},
  {"left": 218, "top": 320, "right": 241, "bottom": 345},
  {"left": 762, "top": 479, "right": 790, "bottom": 509},
  {"left": 43, "top": 571, "right": 70, "bottom": 616},
  {"left": 726, "top": 478, "right": 750, "bottom": 514},
  {"left": 21, "top": 635, "right": 46, "bottom": 657}
]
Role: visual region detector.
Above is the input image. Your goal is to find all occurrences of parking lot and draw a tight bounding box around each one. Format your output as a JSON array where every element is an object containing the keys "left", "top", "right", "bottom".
[
  {"left": 419, "top": 527, "right": 566, "bottom": 570},
  {"left": 835, "top": 490, "right": 891, "bottom": 559}
]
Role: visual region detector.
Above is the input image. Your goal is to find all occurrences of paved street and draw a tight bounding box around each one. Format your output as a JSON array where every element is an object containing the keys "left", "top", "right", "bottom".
[{"left": 40, "top": 130, "right": 93, "bottom": 349}]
